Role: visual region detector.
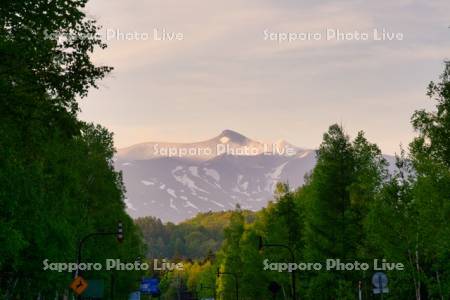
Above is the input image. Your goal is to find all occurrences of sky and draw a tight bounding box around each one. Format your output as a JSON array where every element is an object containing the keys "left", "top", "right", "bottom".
[{"left": 79, "top": 0, "right": 450, "bottom": 155}]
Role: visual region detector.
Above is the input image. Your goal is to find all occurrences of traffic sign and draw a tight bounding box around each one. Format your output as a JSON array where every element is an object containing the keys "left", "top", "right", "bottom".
[
  {"left": 140, "top": 277, "right": 160, "bottom": 296},
  {"left": 372, "top": 272, "right": 389, "bottom": 295},
  {"left": 83, "top": 279, "right": 104, "bottom": 297},
  {"left": 373, "top": 288, "right": 389, "bottom": 294},
  {"left": 70, "top": 276, "right": 88, "bottom": 295},
  {"left": 372, "top": 272, "right": 388, "bottom": 288}
]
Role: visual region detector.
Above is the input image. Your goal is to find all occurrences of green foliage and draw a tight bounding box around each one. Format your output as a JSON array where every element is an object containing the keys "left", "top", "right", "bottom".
[
  {"left": 2, "top": 0, "right": 449, "bottom": 298},
  {"left": 365, "top": 63, "right": 450, "bottom": 299},
  {"left": 364, "top": 152, "right": 418, "bottom": 299},
  {"left": 0, "top": 0, "right": 144, "bottom": 298},
  {"left": 299, "top": 125, "right": 385, "bottom": 298},
  {"left": 0, "top": 0, "right": 112, "bottom": 113},
  {"left": 216, "top": 208, "right": 245, "bottom": 299},
  {"left": 136, "top": 211, "right": 256, "bottom": 260}
]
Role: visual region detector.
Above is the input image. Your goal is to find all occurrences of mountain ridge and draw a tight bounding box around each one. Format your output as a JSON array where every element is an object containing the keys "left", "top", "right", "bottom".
[
  {"left": 116, "top": 130, "right": 394, "bottom": 223},
  {"left": 117, "top": 129, "right": 302, "bottom": 161}
]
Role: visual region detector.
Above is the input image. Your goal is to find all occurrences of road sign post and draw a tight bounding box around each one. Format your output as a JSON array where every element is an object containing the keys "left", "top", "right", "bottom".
[
  {"left": 358, "top": 281, "right": 362, "bottom": 300},
  {"left": 372, "top": 272, "right": 389, "bottom": 299},
  {"left": 268, "top": 281, "right": 281, "bottom": 300}
]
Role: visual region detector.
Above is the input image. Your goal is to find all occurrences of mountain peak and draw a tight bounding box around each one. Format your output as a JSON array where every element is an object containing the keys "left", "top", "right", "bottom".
[
  {"left": 217, "top": 129, "right": 250, "bottom": 145},
  {"left": 117, "top": 130, "right": 305, "bottom": 161}
]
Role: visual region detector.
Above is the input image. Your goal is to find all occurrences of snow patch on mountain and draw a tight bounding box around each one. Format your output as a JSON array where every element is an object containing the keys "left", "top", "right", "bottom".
[
  {"left": 210, "top": 199, "right": 225, "bottom": 208},
  {"left": 204, "top": 168, "right": 220, "bottom": 181},
  {"left": 169, "top": 198, "right": 178, "bottom": 211},
  {"left": 167, "top": 188, "right": 177, "bottom": 198},
  {"left": 124, "top": 198, "right": 137, "bottom": 211},
  {"left": 267, "top": 162, "right": 289, "bottom": 179},
  {"left": 189, "top": 166, "right": 199, "bottom": 177},
  {"left": 141, "top": 180, "right": 155, "bottom": 186},
  {"left": 185, "top": 201, "right": 199, "bottom": 210}
]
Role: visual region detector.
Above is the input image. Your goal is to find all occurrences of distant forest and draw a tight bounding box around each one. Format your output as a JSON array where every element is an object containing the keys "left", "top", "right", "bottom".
[{"left": 136, "top": 210, "right": 256, "bottom": 259}]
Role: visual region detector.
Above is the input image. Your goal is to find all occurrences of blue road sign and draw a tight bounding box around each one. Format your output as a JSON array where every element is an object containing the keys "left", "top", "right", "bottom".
[
  {"left": 140, "top": 277, "right": 160, "bottom": 295},
  {"left": 372, "top": 272, "right": 389, "bottom": 294}
]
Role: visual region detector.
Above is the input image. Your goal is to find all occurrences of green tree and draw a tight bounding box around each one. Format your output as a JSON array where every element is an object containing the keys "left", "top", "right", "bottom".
[
  {"left": 217, "top": 207, "right": 245, "bottom": 300},
  {"left": 303, "top": 125, "right": 385, "bottom": 299},
  {"left": 365, "top": 63, "right": 450, "bottom": 299},
  {"left": 408, "top": 62, "right": 450, "bottom": 298},
  {"left": 0, "top": 0, "right": 144, "bottom": 297}
]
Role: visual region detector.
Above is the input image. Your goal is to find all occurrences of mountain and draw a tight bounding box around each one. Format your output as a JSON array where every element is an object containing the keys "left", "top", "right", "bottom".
[
  {"left": 115, "top": 130, "right": 392, "bottom": 223},
  {"left": 117, "top": 129, "right": 301, "bottom": 161}
]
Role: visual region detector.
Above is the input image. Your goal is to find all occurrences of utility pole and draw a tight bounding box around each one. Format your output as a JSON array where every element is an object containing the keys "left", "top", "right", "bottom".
[
  {"left": 73, "top": 221, "right": 123, "bottom": 299},
  {"left": 258, "top": 236, "right": 298, "bottom": 300}
]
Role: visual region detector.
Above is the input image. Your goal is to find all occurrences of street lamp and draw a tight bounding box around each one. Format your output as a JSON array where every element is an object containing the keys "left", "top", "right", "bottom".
[
  {"left": 257, "top": 236, "right": 298, "bottom": 300},
  {"left": 74, "top": 221, "right": 125, "bottom": 278}
]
